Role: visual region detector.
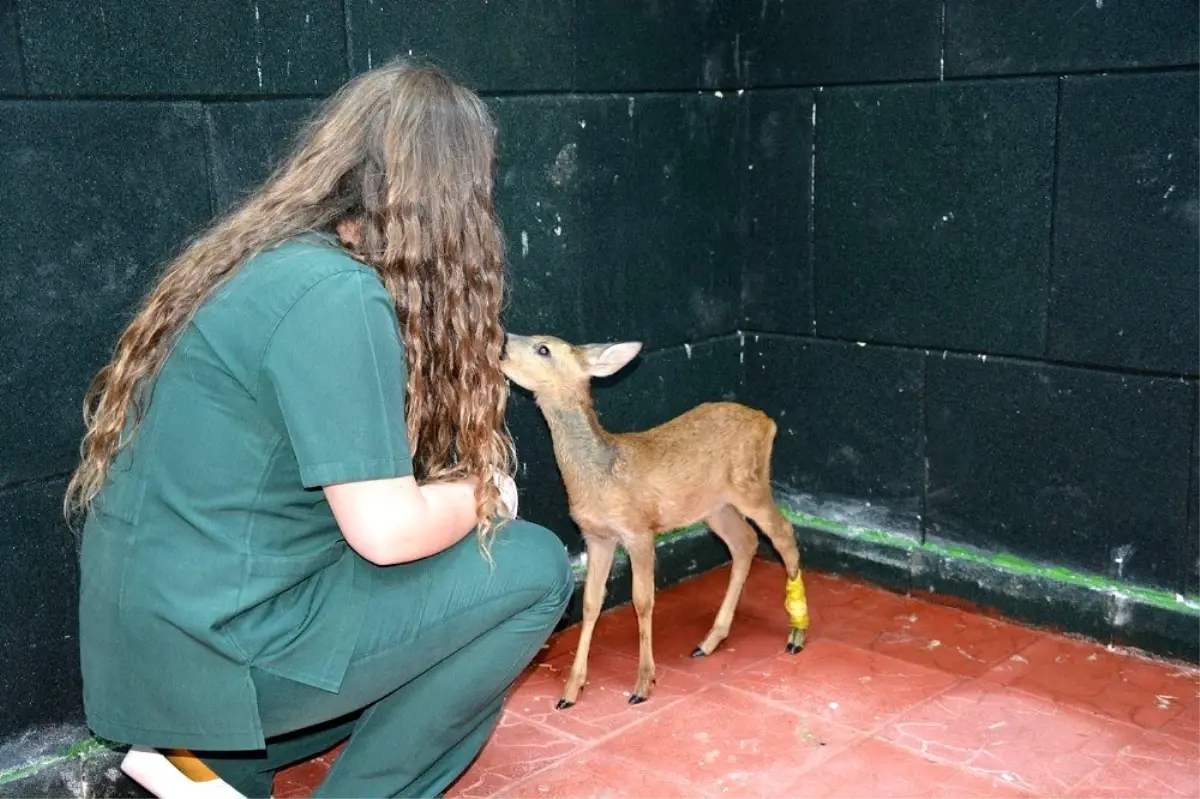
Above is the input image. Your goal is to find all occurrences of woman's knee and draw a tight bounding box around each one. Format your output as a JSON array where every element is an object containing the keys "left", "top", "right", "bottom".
[{"left": 492, "top": 519, "right": 574, "bottom": 611}]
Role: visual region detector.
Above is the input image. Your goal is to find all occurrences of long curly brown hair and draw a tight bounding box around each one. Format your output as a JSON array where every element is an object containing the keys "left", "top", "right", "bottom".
[{"left": 65, "top": 60, "right": 514, "bottom": 546}]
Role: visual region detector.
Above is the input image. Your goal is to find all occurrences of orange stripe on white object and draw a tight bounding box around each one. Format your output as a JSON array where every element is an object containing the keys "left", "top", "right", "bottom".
[
  {"left": 164, "top": 749, "right": 221, "bottom": 782},
  {"left": 121, "top": 746, "right": 250, "bottom": 798}
]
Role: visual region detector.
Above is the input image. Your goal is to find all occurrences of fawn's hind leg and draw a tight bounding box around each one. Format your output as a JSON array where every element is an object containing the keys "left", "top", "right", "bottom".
[
  {"left": 692, "top": 504, "right": 759, "bottom": 657},
  {"left": 737, "top": 487, "right": 809, "bottom": 653}
]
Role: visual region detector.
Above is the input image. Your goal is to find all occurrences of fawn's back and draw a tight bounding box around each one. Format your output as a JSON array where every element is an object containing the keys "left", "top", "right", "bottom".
[
  {"left": 592, "top": 401, "right": 777, "bottom": 534},
  {"left": 498, "top": 332, "right": 779, "bottom": 540}
]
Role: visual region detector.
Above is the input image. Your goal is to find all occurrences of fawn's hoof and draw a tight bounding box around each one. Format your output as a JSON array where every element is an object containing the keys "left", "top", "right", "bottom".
[
  {"left": 555, "top": 699, "right": 574, "bottom": 711},
  {"left": 786, "top": 628, "right": 807, "bottom": 654},
  {"left": 628, "top": 694, "right": 647, "bottom": 705},
  {"left": 690, "top": 647, "right": 707, "bottom": 658}
]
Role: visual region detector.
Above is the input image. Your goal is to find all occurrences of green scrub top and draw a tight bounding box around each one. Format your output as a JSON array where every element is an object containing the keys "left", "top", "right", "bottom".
[{"left": 78, "top": 233, "right": 414, "bottom": 751}]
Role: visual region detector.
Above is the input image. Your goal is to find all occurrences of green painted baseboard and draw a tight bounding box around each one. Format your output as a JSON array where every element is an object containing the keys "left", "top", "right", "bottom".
[
  {"left": 0, "top": 734, "right": 122, "bottom": 790},
  {"left": 777, "top": 507, "right": 1200, "bottom": 616}
]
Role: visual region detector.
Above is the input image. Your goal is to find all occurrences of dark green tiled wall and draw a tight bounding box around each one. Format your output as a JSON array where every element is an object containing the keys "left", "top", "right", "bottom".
[
  {"left": 813, "top": 79, "right": 1056, "bottom": 356},
  {"left": 494, "top": 93, "right": 742, "bottom": 348},
  {"left": 1049, "top": 72, "right": 1200, "bottom": 376},
  {"left": 745, "top": 336, "right": 925, "bottom": 537},
  {"left": 1189, "top": 419, "right": 1199, "bottom": 596},
  {"left": 206, "top": 100, "right": 321, "bottom": 212},
  {"left": 739, "top": 0, "right": 942, "bottom": 86},
  {"left": 347, "top": 0, "right": 574, "bottom": 91},
  {"left": 0, "top": 478, "right": 84, "bottom": 737},
  {"left": 740, "top": 89, "right": 814, "bottom": 334},
  {"left": 20, "top": 0, "right": 346, "bottom": 96},
  {"left": 0, "top": 0, "right": 23, "bottom": 94},
  {"left": 945, "top": 0, "right": 1199, "bottom": 77},
  {"left": 925, "top": 355, "right": 1194, "bottom": 591},
  {"left": 0, "top": 102, "right": 212, "bottom": 486},
  {"left": 573, "top": 1, "right": 738, "bottom": 91}
]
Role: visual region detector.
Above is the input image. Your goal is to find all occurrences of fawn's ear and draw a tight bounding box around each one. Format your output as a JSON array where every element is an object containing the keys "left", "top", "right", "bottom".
[{"left": 580, "top": 341, "right": 643, "bottom": 378}]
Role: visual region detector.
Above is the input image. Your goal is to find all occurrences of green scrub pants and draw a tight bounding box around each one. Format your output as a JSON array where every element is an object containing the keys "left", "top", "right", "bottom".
[{"left": 199, "top": 520, "right": 573, "bottom": 798}]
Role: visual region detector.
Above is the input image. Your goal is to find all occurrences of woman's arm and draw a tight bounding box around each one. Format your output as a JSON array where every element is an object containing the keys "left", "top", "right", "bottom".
[{"left": 325, "top": 475, "right": 479, "bottom": 565}]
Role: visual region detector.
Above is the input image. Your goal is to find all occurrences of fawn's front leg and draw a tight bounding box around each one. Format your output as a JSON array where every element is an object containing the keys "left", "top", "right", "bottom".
[
  {"left": 558, "top": 534, "right": 617, "bottom": 710},
  {"left": 625, "top": 534, "right": 657, "bottom": 704}
]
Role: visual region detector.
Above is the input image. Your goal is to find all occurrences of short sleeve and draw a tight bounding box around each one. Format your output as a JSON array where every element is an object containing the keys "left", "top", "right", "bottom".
[{"left": 261, "top": 269, "right": 414, "bottom": 488}]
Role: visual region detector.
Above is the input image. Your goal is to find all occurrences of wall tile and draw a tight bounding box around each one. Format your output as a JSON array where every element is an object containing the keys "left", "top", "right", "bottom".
[
  {"left": 737, "top": 0, "right": 941, "bottom": 87},
  {"left": 745, "top": 336, "right": 925, "bottom": 536},
  {"left": 0, "top": 479, "right": 76, "bottom": 656},
  {"left": 491, "top": 95, "right": 590, "bottom": 343},
  {"left": 0, "top": 0, "right": 23, "bottom": 95},
  {"left": 0, "top": 101, "right": 211, "bottom": 484},
  {"left": 569, "top": 93, "right": 742, "bottom": 347},
  {"left": 1049, "top": 72, "right": 1199, "bottom": 376},
  {"left": 20, "top": 0, "right": 345, "bottom": 96},
  {"left": 741, "top": 89, "right": 814, "bottom": 334},
  {"left": 346, "top": 0, "right": 573, "bottom": 92},
  {"left": 494, "top": 93, "right": 742, "bottom": 350},
  {"left": 574, "top": 0, "right": 737, "bottom": 91},
  {"left": 813, "top": 80, "right": 1056, "bottom": 356},
  {"left": 945, "top": 0, "right": 1200, "bottom": 77},
  {"left": 0, "top": 634, "right": 83, "bottom": 739},
  {"left": 206, "top": 100, "right": 321, "bottom": 214},
  {"left": 926, "top": 354, "right": 1194, "bottom": 591},
  {"left": 0, "top": 478, "right": 82, "bottom": 737},
  {"left": 1187, "top": 393, "right": 1199, "bottom": 596}
]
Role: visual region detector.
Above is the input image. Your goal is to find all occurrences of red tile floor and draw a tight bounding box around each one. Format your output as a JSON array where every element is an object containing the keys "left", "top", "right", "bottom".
[{"left": 276, "top": 559, "right": 1200, "bottom": 798}]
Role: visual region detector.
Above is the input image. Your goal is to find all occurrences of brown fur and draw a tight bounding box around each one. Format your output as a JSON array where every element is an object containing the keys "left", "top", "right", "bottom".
[{"left": 502, "top": 334, "right": 807, "bottom": 708}]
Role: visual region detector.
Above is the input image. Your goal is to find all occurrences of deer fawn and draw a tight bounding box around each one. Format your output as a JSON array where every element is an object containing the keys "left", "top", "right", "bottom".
[{"left": 501, "top": 333, "right": 810, "bottom": 709}]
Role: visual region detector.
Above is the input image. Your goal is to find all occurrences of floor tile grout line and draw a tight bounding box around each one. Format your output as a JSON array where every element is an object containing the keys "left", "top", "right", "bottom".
[
  {"left": 466, "top": 723, "right": 599, "bottom": 799},
  {"left": 857, "top": 673, "right": 1101, "bottom": 797},
  {"left": 719, "top": 666, "right": 969, "bottom": 744},
  {"left": 1155, "top": 719, "right": 1200, "bottom": 745},
  {"left": 491, "top": 690, "right": 707, "bottom": 799},
  {"left": 860, "top": 732, "right": 1047, "bottom": 796},
  {"left": 875, "top": 672, "right": 1174, "bottom": 796},
  {"left": 468, "top": 705, "right": 629, "bottom": 795},
  {"left": 706, "top": 680, "right": 881, "bottom": 785},
  {"left": 495, "top": 744, "right": 715, "bottom": 799},
  {"left": 977, "top": 636, "right": 1200, "bottom": 735},
  {"left": 1055, "top": 750, "right": 1124, "bottom": 798},
  {"left": 712, "top": 672, "right": 1056, "bottom": 796},
  {"left": 986, "top": 677, "right": 1189, "bottom": 740}
]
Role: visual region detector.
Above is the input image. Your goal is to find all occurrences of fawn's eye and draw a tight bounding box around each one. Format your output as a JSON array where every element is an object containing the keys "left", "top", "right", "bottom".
[{"left": 535, "top": 344, "right": 551, "bottom": 358}]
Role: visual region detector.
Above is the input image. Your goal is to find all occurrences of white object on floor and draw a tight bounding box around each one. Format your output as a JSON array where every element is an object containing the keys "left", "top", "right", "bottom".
[{"left": 120, "top": 746, "right": 249, "bottom": 799}]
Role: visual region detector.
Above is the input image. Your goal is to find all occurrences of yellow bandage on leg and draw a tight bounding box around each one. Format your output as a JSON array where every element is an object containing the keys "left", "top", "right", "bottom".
[{"left": 784, "top": 575, "right": 809, "bottom": 630}]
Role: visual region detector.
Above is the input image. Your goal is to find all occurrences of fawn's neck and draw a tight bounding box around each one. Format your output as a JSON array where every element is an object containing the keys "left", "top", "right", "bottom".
[{"left": 540, "top": 397, "right": 617, "bottom": 478}]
